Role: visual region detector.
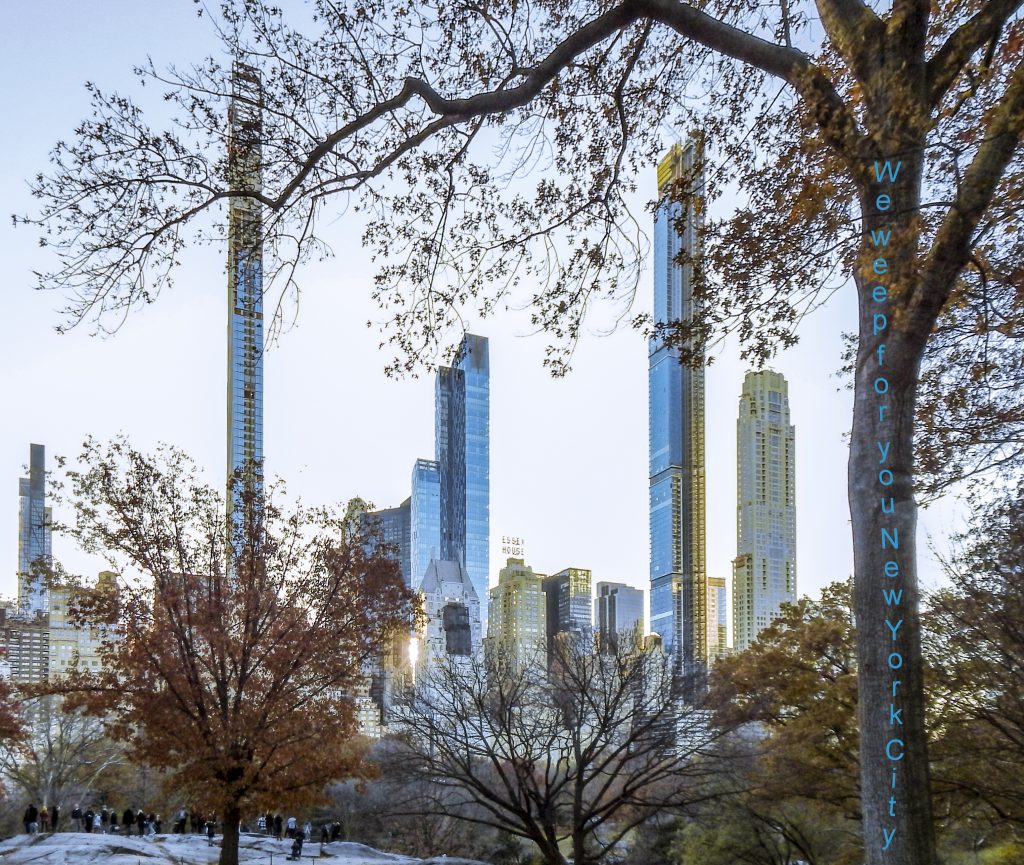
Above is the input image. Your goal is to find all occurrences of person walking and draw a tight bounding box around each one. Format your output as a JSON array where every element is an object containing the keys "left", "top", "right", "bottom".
[
  {"left": 100, "top": 807, "right": 109, "bottom": 834},
  {"left": 285, "top": 815, "right": 296, "bottom": 839},
  {"left": 92, "top": 811, "right": 102, "bottom": 833},
  {"left": 206, "top": 816, "right": 217, "bottom": 847},
  {"left": 83, "top": 808, "right": 94, "bottom": 834},
  {"left": 39, "top": 806, "right": 50, "bottom": 833},
  {"left": 136, "top": 809, "right": 146, "bottom": 837},
  {"left": 23, "top": 803, "right": 38, "bottom": 835},
  {"left": 273, "top": 813, "right": 283, "bottom": 841},
  {"left": 122, "top": 807, "right": 134, "bottom": 836},
  {"left": 109, "top": 811, "right": 118, "bottom": 834},
  {"left": 72, "top": 804, "right": 82, "bottom": 832},
  {"left": 52, "top": 805, "right": 60, "bottom": 832}
]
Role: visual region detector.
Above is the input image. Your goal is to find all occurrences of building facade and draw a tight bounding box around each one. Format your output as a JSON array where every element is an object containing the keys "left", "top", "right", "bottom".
[
  {"left": 649, "top": 140, "right": 707, "bottom": 697},
  {"left": 733, "top": 370, "right": 797, "bottom": 651},
  {"left": 371, "top": 500, "right": 412, "bottom": 585},
  {"left": 410, "top": 459, "right": 441, "bottom": 587},
  {"left": 436, "top": 334, "right": 490, "bottom": 613},
  {"left": 595, "top": 582, "right": 644, "bottom": 653},
  {"left": 542, "top": 567, "right": 592, "bottom": 661},
  {"left": 706, "top": 576, "right": 728, "bottom": 660},
  {"left": 417, "top": 559, "right": 482, "bottom": 671},
  {"left": 487, "top": 557, "right": 547, "bottom": 667},
  {"left": 18, "top": 443, "right": 51, "bottom": 614},
  {"left": 226, "top": 62, "right": 265, "bottom": 508}
]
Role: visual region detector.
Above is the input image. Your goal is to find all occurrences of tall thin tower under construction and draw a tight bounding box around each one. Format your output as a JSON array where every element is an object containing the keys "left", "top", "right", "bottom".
[
  {"left": 648, "top": 139, "right": 707, "bottom": 701},
  {"left": 226, "top": 62, "right": 265, "bottom": 511}
]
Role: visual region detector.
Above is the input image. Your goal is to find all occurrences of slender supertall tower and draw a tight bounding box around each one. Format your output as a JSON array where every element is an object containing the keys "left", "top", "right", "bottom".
[
  {"left": 733, "top": 370, "right": 797, "bottom": 651},
  {"left": 435, "top": 334, "right": 490, "bottom": 614},
  {"left": 17, "top": 443, "right": 52, "bottom": 614},
  {"left": 648, "top": 139, "right": 707, "bottom": 699},
  {"left": 226, "top": 62, "right": 265, "bottom": 513}
]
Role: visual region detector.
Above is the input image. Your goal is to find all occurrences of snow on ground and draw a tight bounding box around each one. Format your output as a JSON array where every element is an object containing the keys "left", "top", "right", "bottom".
[{"left": 0, "top": 831, "right": 490, "bottom": 865}]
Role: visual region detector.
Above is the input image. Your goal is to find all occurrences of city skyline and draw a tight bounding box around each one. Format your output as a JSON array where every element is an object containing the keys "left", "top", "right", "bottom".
[{"left": 0, "top": 3, "right": 966, "bottom": 635}]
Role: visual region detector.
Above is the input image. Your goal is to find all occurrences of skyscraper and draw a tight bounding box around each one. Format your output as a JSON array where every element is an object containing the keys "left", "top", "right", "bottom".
[
  {"left": 226, "top": 62, "right": 264, "bottom": 509},
  {"left": 733, "top": 370, "right": 797, "bottom": 651},
  {"left": 372, "top": 499, "right": 412, "bottom": 584},
  {"left": 706, "top": 576, "right": 728, "bottom": 660},
  {"left": 487, "top": 557, "right": 547, "bottom": 667},
  {"left": 436, "top": 333, "right": 490, "bottom": 612},
  {"left": 595, "top": 581, "right": 644, "bottom": 653},
  {"left": 542, "top": 567, "right": 592, "bottom": 662},
  {"left": 649, "top": 139, "right": 707, "bottom": 696},
  {"left": 410, "top": 459, "right": 441, "bottom": 586},
  {"left": 18, "top": 443, "right": 51, "bottom": 614}
]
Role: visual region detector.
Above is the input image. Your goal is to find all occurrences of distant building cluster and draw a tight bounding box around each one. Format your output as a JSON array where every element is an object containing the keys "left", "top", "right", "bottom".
[
  {"left": 1, "top": 444, "right": 118, "bottom": 686},
  {"left": 4, "top": 126, "right": 798, "bottom": 734}
]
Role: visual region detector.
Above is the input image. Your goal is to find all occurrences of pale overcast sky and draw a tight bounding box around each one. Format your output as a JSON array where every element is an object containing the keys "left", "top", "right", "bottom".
[{"left": 0, "top": 2, "right": 965, "bottom": 633}]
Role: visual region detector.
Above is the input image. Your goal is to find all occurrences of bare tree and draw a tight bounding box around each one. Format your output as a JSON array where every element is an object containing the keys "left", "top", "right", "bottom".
[
  {"left": 21, "top": 3, "right": 1024, "bottom": 862},
  {"left": 0, "top": 696, "right": 123, "bottom": 817},
  {"left": 380, "top": 635, "right": 723, "bottom": 865}
]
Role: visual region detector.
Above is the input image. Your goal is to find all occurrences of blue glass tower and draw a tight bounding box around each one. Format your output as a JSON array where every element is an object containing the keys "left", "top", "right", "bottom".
[
  {"left": 226, "top": 63, "right": 264, "bottom": 511},
  {"left": 410, "top": 459, "right": 441, "bottom": 587},
  {"left": 17, "top": 443, "right": 52, "bottom": 614},
  {"left": 436, "top": 334, "right": 490, "bottom": 615},
  {"left": 649, "top": 141, "right": 706, "bottom": 698}
]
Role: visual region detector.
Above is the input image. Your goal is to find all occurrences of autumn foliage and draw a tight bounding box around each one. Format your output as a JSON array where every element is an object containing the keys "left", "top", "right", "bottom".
[{"left": 44, "top": 438, "right": 416, "bottom": 865}]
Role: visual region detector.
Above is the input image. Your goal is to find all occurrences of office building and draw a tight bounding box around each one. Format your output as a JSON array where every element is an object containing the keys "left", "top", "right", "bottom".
[
  {"left": 370, "top": 500, "right": 412, "bottom": 585},
  {"left": 18, "top": 443, "right": 51, "bottom": 614},
  {"left": 48, "top": 572, "right": 119, "bottom": 677},
  {"left": 733, "top": 370, "right": 797, "bottom": 651},
  {"left": 707, "top": 576, "right": 728, "bottom": 660},
  {"left": 0, "top": 603, "right": 49, "bottom": 684},
  {"left": 417, "top": 559, "right": 482, "bottom": 671},
  {"left": 595, "top": 582, "right": 644, "bottom": 653},
  {"left": 410, "top": 459, "right": 441, "bottom": 586},
  {"left": 226, "top": 62, "right": 265, "bottom": 509},
  {"left": 487, "top": 557, "right": 546, "bottom": 667},
  {"left": 436, "top": 334, "right": 490, "bottom": 613},
  {"left": 649, "top": 139, "right": 707, "bottom": 697},
  {"left": 542, "top": 567, "right": 592, "bottom": 661}
]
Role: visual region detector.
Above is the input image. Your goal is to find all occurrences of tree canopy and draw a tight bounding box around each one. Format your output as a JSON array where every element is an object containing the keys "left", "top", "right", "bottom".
[{"left": 42, "top": 437, "right": 417, "bottom": 865}]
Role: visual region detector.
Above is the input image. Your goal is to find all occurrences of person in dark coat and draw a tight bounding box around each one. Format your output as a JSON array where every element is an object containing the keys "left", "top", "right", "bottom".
[
  {"left": 72, "top": 804, "right": 82, "bottom": 831},
  {"left": 100, "top": 807, "right": 109, "bottom": 834},
  {"left": 83, "top": 808, "right": 94, "bottom": 834},
  {"left": 23, "top": 803, "right": 38, "bottom": 834},
  {"left": 52, "top": 805, "right": 60, "bottom": 832},
  {"left": 206, "top": 816, "right": 217, "bottom": 846},
  {"left": 288, "top": 834, "right": 304, "bottom": 861},
  {"left": 273, "top": 813, "right": 283, "bottom": 841},
  {"left": 109, "top": 811, "right": 118, "bottom": 834},
  {"left": 122, "top": 808, "right": 134, "bottom": 836}
]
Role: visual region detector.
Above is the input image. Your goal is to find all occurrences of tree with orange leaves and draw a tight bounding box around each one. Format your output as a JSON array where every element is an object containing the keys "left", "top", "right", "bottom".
[{"left": 43, "top": 437, "right": 416, "bottom": 865}]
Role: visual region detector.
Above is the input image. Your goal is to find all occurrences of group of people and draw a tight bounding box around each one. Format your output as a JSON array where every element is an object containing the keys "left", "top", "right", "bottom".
[
  {"left": 20, "top": 802, "right": 220, "bottom": 838},
  {"left": 254, "top": 813, "right": 343, "bottom": 860}
]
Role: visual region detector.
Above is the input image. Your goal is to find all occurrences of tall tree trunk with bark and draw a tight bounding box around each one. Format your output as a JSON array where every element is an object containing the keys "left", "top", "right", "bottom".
[{"left": 850, "top": 124, "right": 937, "bottom": 865}]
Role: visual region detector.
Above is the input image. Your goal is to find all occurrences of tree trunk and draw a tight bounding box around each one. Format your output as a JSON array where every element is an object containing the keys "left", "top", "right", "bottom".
[
  {"left": 218, "top": 804, "right": 242, "bottom": 865},
  {"left": 850, "top": 174, "right": 937, "bottom": 865}
]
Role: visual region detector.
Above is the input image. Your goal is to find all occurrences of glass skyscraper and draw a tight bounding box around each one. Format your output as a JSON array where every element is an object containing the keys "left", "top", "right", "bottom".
[
  {"left": 595, "top": 581, "right": 644, "bottom": 653},
  {"left": 649, "top": 140, "right": 707, "bottom": 698},
  {"left": 435, "top": 334, "right": 490, "bottom": 613},
  {"left": 733, "top": 370, "right": 797, "bottom": 651},
  {"left": 17, "top": 443, "right": 51, "bottom": 614},
  {"left": 410, "top": 458, "right": 441, "bottom": 587},
  {"left": 226, "top": 63, "right": 264, "bottom": 509}
]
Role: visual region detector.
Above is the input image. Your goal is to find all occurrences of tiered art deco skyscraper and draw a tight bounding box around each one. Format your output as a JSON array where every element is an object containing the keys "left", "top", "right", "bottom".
[
  {"left": 733, "top": 370, "right": 797, "bottom": 651},
  {"left": 649, "top": 140, "right": 707, "bottom": 698},
  {"left": 226, "top": 63, "right": 264, "bottom": 508},
  {"left": 436, "top": 334, "right": 490, "bottom": 614}
]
